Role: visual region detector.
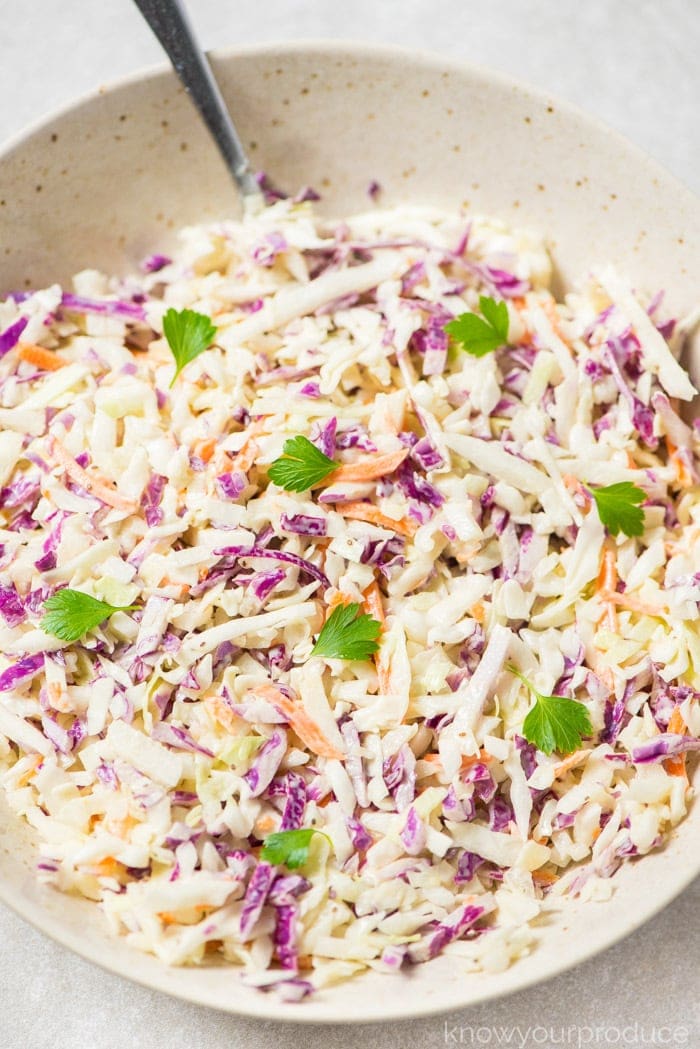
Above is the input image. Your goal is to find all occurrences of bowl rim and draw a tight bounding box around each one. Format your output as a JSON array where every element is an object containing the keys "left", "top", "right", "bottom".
[
  {"left": 0, "top": 37, "right": 698, "bottom": 1025},
  {"left": 1, "top": 36, "right": 697, "bottom": 210}
]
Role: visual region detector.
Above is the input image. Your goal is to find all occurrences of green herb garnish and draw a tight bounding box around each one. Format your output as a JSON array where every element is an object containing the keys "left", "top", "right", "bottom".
[
  {"left": 261, "top": 828, "right": 330, "bottom": 869},
  {"left": 588, "top": 482, "right": 646, "bottom": 538},
  {"left": 311, "top": 602, "right": 381, "bottom": 662},
  {"left": 41, "top": 589, "right": 138, "bottom": 643},
  {"left": 162, "top": 307, "right": 217, "bottom": 386},
  {"left": 508, "top": 664, "right": 593, "bottom": 756},
  {"left": 267, "top": 435, "right": 338, "bottom": 492},
  {"left": 444, "top": 295, "right": 510, "bottom": 357}
]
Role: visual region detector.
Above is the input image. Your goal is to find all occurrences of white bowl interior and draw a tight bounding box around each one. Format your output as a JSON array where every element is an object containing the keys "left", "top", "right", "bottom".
[{"left": 0, "top": 41, "right": 698, "bottom": 1023}]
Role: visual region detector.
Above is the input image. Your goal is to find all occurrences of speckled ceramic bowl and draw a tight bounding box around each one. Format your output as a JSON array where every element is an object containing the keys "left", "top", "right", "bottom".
[{"left": 0, "top": 41, "right": 698, "bottom": 1024}]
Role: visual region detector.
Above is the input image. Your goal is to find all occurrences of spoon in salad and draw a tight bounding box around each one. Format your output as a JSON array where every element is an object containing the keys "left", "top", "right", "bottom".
[{"left": 132, "top": 0, "right": 261, "bottom": 201}]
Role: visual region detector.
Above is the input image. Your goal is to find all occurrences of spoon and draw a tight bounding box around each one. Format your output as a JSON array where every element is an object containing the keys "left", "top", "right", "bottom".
[{"left": 132, "top": 0, "right": 261, "bottom": 201}]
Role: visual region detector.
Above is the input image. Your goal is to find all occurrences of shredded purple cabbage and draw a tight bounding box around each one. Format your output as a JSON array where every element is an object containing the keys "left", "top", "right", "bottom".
[
  {"left": 244, "top": 730, "right": 287, "bottom": 797},
  {"left": 239, "top": 862, "right": 276, "bottom": 938},
  {"left": 0, "top": 584, "right": 26, "bottom": 627},
  {"left": 0, "top": 654, "right": 44, "bottom": 692},
  {"left": 0, "top": 316, "right": 28, "bottom": 357},
  {"left": 279, "top": 771, "right": 307, "bottom": 831},
  {"left": 60, "top": 293, "right": 146, "bottom": 322},
  {"left": 216, "top": 471, "right": 247, "bottom": 500},
  {"left": 214, "top": 545, "right": 330, "bottom": 589},
  {"left": 407, "top": 903, "right": 487, "bottom": 963},
  {"left": 150, "top": 722, "right": 214, "bottom": 757},
  {"left": 279, "top": 512, "right": 327, "bottom": 537},
  {"left": 454, "top": 851, "right": 485, "bottom": 884},
  {"left": 400, "top": 806, "right": 427, "bottom": 855}
]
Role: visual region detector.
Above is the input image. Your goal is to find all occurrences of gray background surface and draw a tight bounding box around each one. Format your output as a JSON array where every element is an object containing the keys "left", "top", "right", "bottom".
[{"left": 0, "top": 1, "right": 698, "bottom": 1047}]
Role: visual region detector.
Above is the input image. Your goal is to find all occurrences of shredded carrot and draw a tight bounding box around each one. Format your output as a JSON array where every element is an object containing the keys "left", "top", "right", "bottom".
[
  {"left": 156, "top": 579, "right": 190, "bottom": 597},
  {"left": 664, "top": 706, "right": 689, "bottom": 780},
  {"left": 49, "top": 436, "right": 137, "bottom": 511},
  {"left": 104, "top": 814, "right": 137, "bottom": 839},
  {"left": 192, "top": 436, "right": 217, "bottom": 463},
  {"left": 318, "top": 448, "right": 409, "bottom": 486},
  {"left": 512, "top": 297, "right": 535, "bottom": 344},
  {"left": 596, "top": 548, "right": 618, "bottom": 632},
  {"left": 591, "top": 661, "right": 616, "bottom": 692},
  {"left": 532, "top": 869, "right": 559, "bottom": 886},
  {"left": 232, "top": 439, "right": 259, "bottom": 473},
  {"left": 254, "top": 815, "right": 277, "bottom": 835},
  {"left": 553, "top": 749, "right": 590, "bottom": 778},
  {"left": 361, "top": 578, "right": 389, "bottom": 692},
  {"left": 376, "top": 657, "right": 392, "bottom": 697},
  {"left": 362, "top": 579, "right": 387, "bottom": 626},
  {"left": 334, "top": 501, "right": 417, "bottom": 537},
  {"left": 542, "top": 296, "right": 574, "bottom": 349},
  {"left": 665, "top": 436, "right": 694, "bottom": 488},
  {"left": 668, "top": 707, "right": 687, "bottom": 734},
  {"left": 158, "top": 908, "right": 211, "bottom": 925},
  {"left": 231, "top": 419, "right": 267, "bottom": 472},
  {"left": 89, "top": 857, "right": 120, "bottom": 877},
  {"left": 204, "top": 695, "right": 241, "bottom": 734},
  {"left": 48, "top": 681, "right": 74, "bottom": 713},
  {"left": 17, "top": 343, "right": 68, "bottom": 371},
  {"left": 460, "top": 749, "right": 491, "bottom": 769},
  {"left": 591, "top": 825, "right": 603, "bottom": 842},
  {"left": 326, "top": 590, "right": 355, "bottom": 617},
  {"left": 469, "top": 601, "right": 486, "bottom": 624},
  {"left": 250, "top": 683, "right": 344, "bottom": 760}
]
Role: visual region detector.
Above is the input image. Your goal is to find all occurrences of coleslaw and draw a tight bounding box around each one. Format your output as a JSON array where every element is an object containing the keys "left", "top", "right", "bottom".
[{"left": 0, "top": 196, "right": 698, "bottom": 997}]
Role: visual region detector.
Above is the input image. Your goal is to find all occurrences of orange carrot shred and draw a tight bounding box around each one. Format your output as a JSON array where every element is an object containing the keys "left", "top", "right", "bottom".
[
  {"left": 532, "top": 869, "right": 559, "bottom": 886},
  {"left": 664, "top": 706, "right": 689, "bottom": 780},
  {"left": 665, "top": 436, "right": 693, "bottom": 488},
  {"left": 334, "top": 501, "right": 417, "bottom": 537},
  {"left": 326, "top": 591, "right": 355, "bottom": 617},
  {"left": 192, "top": 436, "right": 217, "bottom": 463},
  {"left": 250, "top": 683, "right": 344, "bottom": 760},
  {"left": 362, "top": 579, "right": 387, "bottom": 626},
  {"left": 596, "top": 548, "right": 618, "bottom": 632},
  {"left": 318, "top": 448, "right": 409, "bottom": 486},
  {"left": 49, "top": 437, "right": 137, "bottom": 511},
  {"left": 17, "top": 343, "right": 68, "bottom": 371}
]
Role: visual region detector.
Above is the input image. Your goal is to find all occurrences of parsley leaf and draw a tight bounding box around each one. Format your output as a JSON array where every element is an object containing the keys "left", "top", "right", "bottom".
[
  {"left": 261, "top": 828, "right": 330, "bottom": 869},
  {"left": 589, "top": 482, "right": 646, "bottom": 538},
  {"left": 268, "top": 435, "right": 338, "bottom": 492},
  {"left": 444, "top": 295, "right": 510, "bottom": 357},
  {"left": 162, "top": 307, "right": 217, "bottom": 386},
  {"left": 508, "top": 664, "right": 592, "bottom": 756},
  {"left": 41, "top": 589, "right": 138, "bottom": 643},
  {"left": 311, "top": 602, "right": 381, "bottom": 661}
]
